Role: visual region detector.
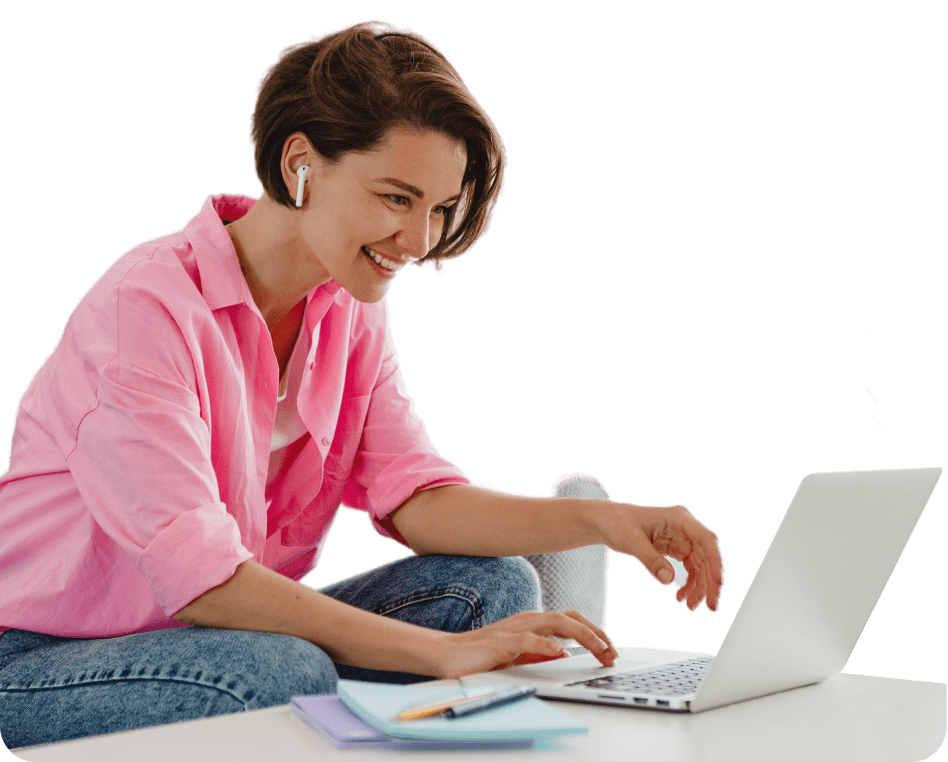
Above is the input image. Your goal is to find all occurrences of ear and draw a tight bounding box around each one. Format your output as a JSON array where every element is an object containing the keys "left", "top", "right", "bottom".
[{"left": 281, "top": 132, "right": 315, "bottom": 207}]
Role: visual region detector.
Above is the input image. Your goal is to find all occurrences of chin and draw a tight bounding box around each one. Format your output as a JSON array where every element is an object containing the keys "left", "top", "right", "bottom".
[{"left": 344, "top": 282, "right": 389, "bottom": 304}]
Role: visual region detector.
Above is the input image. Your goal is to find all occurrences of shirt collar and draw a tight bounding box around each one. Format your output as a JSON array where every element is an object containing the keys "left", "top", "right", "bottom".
[{"left": 184, "top": 194, "right": 343, "bottom": 311}]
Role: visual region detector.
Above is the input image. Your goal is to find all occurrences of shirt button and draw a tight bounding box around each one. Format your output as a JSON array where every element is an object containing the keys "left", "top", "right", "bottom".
[{"left": 321, "top": 437, "right": 331, "bottom": 446}]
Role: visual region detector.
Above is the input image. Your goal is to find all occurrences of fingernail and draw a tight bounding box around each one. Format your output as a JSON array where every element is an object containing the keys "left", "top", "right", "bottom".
[{"left": 658, "top": 569, "right": 673, "bottom": 585}]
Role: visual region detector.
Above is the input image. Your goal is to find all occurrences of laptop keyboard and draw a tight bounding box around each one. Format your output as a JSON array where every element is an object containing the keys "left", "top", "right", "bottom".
[{"left": 566, "top": 656, "right": 713, "bottom": 697}]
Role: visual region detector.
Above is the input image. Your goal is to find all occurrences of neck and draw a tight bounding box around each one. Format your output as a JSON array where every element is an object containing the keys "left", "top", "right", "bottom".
[{"left": 226, "top": 194, "right": 331, "bottom": 331}]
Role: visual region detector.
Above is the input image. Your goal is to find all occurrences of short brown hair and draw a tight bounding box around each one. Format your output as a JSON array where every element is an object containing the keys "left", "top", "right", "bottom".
[{"left": 252, "top": 22, "right": 504, "bottom": 265}]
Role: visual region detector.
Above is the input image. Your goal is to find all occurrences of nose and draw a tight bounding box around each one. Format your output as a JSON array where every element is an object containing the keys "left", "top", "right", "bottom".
[{"left": 395, "top": 211, "right": 435, "bottom": 260}]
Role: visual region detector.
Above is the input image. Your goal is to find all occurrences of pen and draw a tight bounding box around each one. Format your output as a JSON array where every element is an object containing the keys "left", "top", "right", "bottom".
[
  {"left": 394, "top": 688, "right": 497, "bottom": 721},
  {"left": 443, "top": 685, "right": 537, "bottom": 718}
]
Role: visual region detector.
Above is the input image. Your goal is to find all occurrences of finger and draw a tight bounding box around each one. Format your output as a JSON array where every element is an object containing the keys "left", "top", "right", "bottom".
[
  {"left": 561, "top": 610, "right": 620, "bottom": 664},
  {"left": 648, "top": 509, "right": 721, "bottom": 611},
  {"left": 677, "top": 551, "right": 708, "bottom": 609},
  {"left": 698, "top": 548, "right": 720, "bottom": 610},
  {"left": 628, "top": 531, "right": 677, "bottom": 586},
  {"left": 676, "top": 584, "right": 687, "bottom": 603},
  {"left": 690, "top": 520, "right": 724, "bottom": 588},
  {"left": 698, "top": 561, "right": 713, "bottom": 611},
  {"left": 539, "top": 611, "right": 616, "bottom": 666},
  {"left": 686, "top": 551, "right": 709, "bottom": 609},
  {"left": 512, "top": 650, "right": 571, "bottom": 666},
  {"left": 676, "top": 553, "right": 699, "bottom": 603},
  {"left": 512, "top": 633, "right": 570, "bottom": 665},
  {"left": 712, "top": 537, "right": 724, "bottom": 611},
  {"left": 712, "top": 564, "right": 724, "bottom": 612},
  {"left": 682, "top": 547, "right": 718, "bottom": 610},
  {"left": 620, "top": 506, "right": 712, "bottom": 595},
  {"left": 690, "top": 565, "right": 709, "bottom": 610},
  {"left": 676, "top": 512, "right": 723, "bottom": 588},
  {"left": 693, "top": 552, "right": 713, "bottom": 608},
  {"left": 583, "top": 617, "right": 619, "bottom": 667},
  {"left": 692, "top": 555, "right": 721, "bottom": 611},
  {"left": 491, "top": 632, "right": 568, "bottom": 671},
  {"left": 697, "top": 545, "right": 720, "bottom": 610},
  {"left": 522, "top": 632, "right": 569, "bottom": 661}
]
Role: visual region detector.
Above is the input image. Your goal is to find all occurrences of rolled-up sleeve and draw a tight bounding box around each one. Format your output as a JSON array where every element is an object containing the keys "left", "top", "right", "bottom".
[
  {"left": 59, "top": 236, "right": 262, "bottom": 616},
  {"left": 342, "top": 331, "right": 469, "bottom": 540},
  {"left": 68, "top": 356, "right": 253, "bottom": 615}
]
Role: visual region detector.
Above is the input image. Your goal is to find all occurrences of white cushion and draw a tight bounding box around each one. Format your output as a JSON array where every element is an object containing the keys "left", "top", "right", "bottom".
[{"left": 523, "top": 476, "right": 608, "bottom": 628}]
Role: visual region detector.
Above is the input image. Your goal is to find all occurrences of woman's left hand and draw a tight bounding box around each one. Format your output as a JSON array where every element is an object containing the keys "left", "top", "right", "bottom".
[{"left": 596, "top": 502, "right": 723, "bottom": 611}]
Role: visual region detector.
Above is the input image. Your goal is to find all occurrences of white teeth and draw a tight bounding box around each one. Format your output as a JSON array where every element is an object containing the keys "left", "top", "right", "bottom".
[{"left": 362, "top": 246, "right": 401, "bottom": 271}]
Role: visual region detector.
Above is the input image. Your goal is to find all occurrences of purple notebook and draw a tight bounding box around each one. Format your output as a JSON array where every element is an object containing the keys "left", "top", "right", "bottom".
[{"left": 290, "top": 695, "right": 533, "bottom": 751}]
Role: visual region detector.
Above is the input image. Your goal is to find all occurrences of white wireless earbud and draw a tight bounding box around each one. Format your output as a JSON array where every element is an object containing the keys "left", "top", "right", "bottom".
[{"left": 295, "top": 165, "right": 309, "bottom": 208}]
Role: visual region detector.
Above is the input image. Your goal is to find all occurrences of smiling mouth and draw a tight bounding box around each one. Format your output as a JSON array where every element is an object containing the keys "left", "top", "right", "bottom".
[{"left": 361, "top": 246, "right": 404, "bottom": 272}]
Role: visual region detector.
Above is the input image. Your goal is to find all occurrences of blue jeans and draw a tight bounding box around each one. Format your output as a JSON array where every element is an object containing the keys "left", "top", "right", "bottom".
[{"left": 0, "top": 554, "right": 540, "bottom": 749}]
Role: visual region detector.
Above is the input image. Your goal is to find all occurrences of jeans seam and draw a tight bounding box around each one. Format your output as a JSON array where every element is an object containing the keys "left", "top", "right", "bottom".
[
  {"left": 375, "top": 586, "right": 484, "bottom": 629},
  {"left": 0, "top": 676, "right": 253, "bottom": 710}
]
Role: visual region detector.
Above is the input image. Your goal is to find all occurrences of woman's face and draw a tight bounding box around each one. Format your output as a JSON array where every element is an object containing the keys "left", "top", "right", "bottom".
[{"left": 299, "top": 126, "right": 467, "bottom": 303}]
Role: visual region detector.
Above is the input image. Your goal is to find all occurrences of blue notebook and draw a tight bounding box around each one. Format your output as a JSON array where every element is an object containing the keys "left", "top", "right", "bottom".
[{"left": 334, "top": 679, "right": 587, "bottom": 743}]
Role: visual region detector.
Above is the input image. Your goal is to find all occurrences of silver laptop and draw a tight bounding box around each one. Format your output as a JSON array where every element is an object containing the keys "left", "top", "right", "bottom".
[{"left": 461, "top": 468, "right": 941, "bottom": 713}]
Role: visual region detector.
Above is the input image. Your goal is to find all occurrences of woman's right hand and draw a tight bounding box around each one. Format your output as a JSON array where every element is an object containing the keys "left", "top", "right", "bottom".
[{"left": 431, "top": 609, "right": 618, "bottom": 680}]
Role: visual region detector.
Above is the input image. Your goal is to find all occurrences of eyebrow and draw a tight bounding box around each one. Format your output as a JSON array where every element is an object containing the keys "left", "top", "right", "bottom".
[{"left": 377, "top": 177, "right": 460, "bottom": 204}]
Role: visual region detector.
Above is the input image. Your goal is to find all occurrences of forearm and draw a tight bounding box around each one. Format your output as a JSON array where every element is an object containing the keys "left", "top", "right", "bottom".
[
  {"left": 392, "top": 484, "right": 610, "bottom": 557},
  {"left": 173, "top": 559, "right": 446, "bottom": 675}
]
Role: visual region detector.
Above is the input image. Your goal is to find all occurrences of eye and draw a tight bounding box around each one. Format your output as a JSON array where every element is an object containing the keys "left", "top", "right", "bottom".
[{"left": 383, "top": 193, "right": 454, "bottom": 218}]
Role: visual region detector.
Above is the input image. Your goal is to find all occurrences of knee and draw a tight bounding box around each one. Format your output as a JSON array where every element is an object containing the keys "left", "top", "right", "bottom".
[
  {"left": 217, "top": 631, "right": 337, "bottom": 709},
  {"left": 476, "top": 556, "right": 542, "bottom": 624}
]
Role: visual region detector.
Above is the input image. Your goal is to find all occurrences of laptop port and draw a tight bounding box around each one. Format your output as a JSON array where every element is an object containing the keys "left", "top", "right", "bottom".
[
  {"left": 597, "top": 695, "right": 625, "bottom": 701},
  {"left": 633, "top": 697, "right": 648, "bottom": 705},
  {"left": 656, "top": 700, "right": 670, "bottom": 707}
]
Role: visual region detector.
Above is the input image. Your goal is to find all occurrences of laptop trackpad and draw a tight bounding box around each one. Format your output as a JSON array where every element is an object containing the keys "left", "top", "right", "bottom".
[{"left": 460, "top": 647, "right": 703, "bottom": 688}]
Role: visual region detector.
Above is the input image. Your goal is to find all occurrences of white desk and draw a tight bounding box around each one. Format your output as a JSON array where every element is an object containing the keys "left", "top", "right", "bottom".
[{"left": 10, "top": 671, "right": 945, "bottom": 762}]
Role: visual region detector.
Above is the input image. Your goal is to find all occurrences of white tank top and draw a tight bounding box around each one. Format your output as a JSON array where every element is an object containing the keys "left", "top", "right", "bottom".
[{"left": 267, "top": 326, "right": 314, "bottom": 485}]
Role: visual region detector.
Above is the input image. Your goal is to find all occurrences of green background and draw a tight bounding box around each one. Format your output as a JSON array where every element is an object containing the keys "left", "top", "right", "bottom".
[{"left": 0, "top": 1, "right": 948, "bottom": 756}]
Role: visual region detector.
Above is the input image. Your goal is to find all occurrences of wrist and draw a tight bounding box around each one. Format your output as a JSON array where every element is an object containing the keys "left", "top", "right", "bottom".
[
  {"left": 424, "top": 630, "right": 458, "bottom": 680},
  {"left": 580, "top": 498, "right": 618, "bottom": 546},
  {"left": 583, "top": 498, "right": 632, "bottom": 552}
]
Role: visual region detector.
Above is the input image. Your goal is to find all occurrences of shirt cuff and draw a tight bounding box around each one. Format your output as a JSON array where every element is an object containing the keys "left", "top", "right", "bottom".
[
  {"left": 366, "top": 452, "right": 470, "bottom": 542},
  {"left": 136, "top": 501, "right": 254, "bottom": 616},
  {"left": 372, "top": 477, "right": 469, "bottom": 545}
]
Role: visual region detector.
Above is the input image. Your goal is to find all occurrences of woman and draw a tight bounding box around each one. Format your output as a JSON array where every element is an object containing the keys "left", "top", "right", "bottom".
[{"left": 0, "top": 22, "right": 722, "bottom": 748}]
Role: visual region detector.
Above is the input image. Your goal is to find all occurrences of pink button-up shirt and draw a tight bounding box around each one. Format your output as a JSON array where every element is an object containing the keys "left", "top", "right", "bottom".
[{"left": 0, "top": 195, "right": 468, "bottom": 638}]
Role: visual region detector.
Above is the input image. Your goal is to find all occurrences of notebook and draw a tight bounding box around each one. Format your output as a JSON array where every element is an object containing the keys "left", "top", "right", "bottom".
[
  {"left": 332, "top": 679, "right": 587, "bottom": 741},
  {"left": 461, "top": 468, "right": 941, "bottom": 713}
]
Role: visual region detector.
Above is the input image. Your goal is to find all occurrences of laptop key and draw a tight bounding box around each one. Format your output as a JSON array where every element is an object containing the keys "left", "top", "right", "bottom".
[{"left": 568, "top": 657, "right": 713, "bottom": 695}]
